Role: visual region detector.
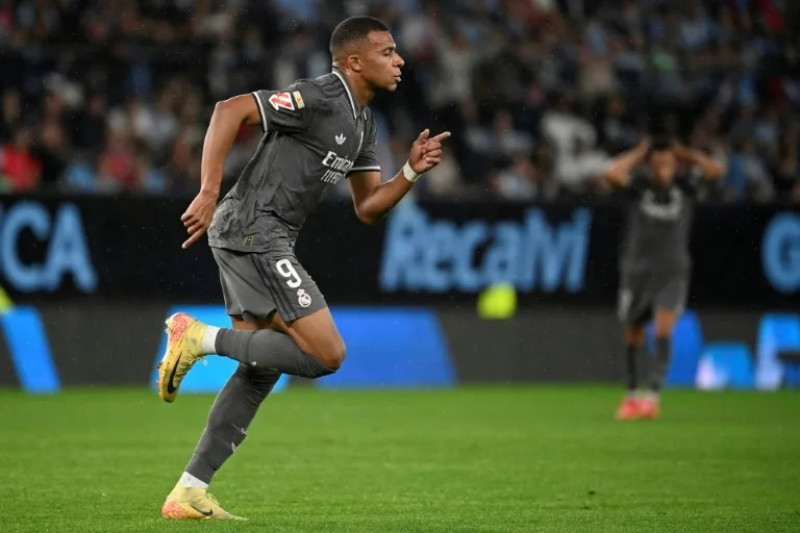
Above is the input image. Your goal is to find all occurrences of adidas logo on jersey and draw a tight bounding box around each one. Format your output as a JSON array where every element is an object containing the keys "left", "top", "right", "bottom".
[{"left": 335, "top": 133, "right": 346, "bottom": 145}]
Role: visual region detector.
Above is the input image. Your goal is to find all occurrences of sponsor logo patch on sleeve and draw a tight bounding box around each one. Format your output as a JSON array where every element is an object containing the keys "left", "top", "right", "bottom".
[{"left": 292, "top": 91, "right": 305, "bottom": 109}]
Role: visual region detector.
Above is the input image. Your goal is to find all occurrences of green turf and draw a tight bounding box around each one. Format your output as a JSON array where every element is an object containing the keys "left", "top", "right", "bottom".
[{"left": 0, "top": 386, "right": 798, "bottom": 532}]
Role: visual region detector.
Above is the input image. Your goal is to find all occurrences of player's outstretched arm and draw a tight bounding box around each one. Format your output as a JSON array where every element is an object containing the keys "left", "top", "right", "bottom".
[
  {"left": 672, "top": 142, "right": 725, "bottom": 181},
  {"left": 603, "top": 137, "right": 650, "bottom": 187},
  {"left": 181, "top": 95, "right": 262, "bottom": 249},
  {"left": 348, "top": 129, "right": 451, "bottom": 225}
]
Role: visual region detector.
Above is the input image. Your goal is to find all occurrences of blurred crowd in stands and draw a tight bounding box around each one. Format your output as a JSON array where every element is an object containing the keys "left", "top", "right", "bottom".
[{"left": 0, "top": 0, "right": 799, "bottom": 202}]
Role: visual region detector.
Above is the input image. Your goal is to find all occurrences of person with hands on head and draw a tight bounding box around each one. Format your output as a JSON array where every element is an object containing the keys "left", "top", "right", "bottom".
[
  {"left": 156, "top": 16, "right": 450, "bottom": 521},
  {"left": 604, "top": 135, "right": 724, "bottom": 421}
]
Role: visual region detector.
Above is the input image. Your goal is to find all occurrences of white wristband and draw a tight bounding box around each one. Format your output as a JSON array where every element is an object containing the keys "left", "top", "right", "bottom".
[{"left": 402, "top": 161, "right": 421, "bottom": 182}]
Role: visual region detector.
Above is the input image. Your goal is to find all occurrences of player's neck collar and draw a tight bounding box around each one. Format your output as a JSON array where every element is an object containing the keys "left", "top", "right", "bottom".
[{"left": 331, "top": 68, "right": 363, "bottom": 120}]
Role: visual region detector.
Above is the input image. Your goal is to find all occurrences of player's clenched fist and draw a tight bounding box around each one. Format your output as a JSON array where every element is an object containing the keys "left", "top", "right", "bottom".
[
  {"left": 408, "top": 128, "right": 451, "bottom": 175},
  {"left": 180, "top": 190, "right": 217, "bottom": 249}
]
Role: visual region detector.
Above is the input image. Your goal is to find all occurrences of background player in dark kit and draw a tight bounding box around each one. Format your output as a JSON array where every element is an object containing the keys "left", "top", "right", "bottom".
[
  {"left": 603, "top": 136, "right": 724, "bottom": 420},
  {"left": 155, "top": 17, "right": 450, "bottom": 519}
]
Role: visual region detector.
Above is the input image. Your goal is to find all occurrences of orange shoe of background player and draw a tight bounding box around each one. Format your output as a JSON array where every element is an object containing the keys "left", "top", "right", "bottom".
[
  {"left": 615, "top": 396, "right": 641, "bottom": 420},
  {"left": 638, "top": 397, "right": 660, "bottom": 420}
]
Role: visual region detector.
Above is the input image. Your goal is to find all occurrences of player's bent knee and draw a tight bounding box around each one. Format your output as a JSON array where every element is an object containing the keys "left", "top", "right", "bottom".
[
  {"left": 654, "top": 314, "right": 677, "bottom": 338},
  {"left": 625, "top": 326, "right": 646, "bottom": 346},
  {"left": 307, "top": 338, "right": 346, "bottom": 372},
  {"left": 319, "top": 341, "right": 346, "bottom": 371}
]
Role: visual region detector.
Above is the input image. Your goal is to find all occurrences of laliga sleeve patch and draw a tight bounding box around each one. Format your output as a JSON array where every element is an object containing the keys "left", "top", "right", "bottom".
[{"left": 269, "top": 92, "right": 295, "bottom": 111}]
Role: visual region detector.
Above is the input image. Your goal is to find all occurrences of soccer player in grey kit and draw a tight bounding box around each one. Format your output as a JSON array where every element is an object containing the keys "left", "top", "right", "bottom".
[
  {"left": 155, "top": 17, "right": 450, "bottom": 520},
  {"left": 604, "top": 136, "right": 723, "bottom": 421}
]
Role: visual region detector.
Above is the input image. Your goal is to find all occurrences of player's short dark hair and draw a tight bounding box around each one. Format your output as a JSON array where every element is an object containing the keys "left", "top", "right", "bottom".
[{"left": 329, "top": 17, "right": 389, "bottom": 55}]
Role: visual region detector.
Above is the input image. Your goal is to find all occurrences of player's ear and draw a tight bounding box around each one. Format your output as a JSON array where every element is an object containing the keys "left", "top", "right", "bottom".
[{"left": 349, "top": 54, "right": 363, "bottom": 73}]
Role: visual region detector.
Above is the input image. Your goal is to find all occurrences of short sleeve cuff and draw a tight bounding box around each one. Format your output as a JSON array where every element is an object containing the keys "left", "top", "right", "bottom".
[
  {"left": 252, "top": 92, "right": 268, "bottom": 132},
  {"left": 347, "top": 166, "right": 381, "bottom": 175}
]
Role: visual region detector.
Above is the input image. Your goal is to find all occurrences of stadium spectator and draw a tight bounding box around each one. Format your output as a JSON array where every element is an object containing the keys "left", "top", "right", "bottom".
[
  {"left": 0, "top": 0, "right": 796, "bottom": 203},
  {"left": 0, "top": 125, "right": 41, "bottom": 191}
]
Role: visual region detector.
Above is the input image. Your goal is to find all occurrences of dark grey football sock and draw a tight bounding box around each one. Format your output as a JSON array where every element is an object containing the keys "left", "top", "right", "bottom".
[
  {"left": 649, "top": 337, "right": 671, "bottom": 393},
  {"left": 215, "top": 328, "right": 334, "bottom": 378},
  {"left": 625, "top": 343, "right": 639, "bottom": 393},
  {"left": 186, "top": 363, "right": 282, "bottom": 483}
]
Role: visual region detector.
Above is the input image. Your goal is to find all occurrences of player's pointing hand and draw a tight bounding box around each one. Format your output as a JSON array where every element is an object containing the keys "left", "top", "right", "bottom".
[{"left": 409, "top": 129, "right": 451, "bottom": 175}]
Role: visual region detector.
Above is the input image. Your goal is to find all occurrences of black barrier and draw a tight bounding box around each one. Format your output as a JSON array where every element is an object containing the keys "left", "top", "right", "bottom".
[{"left": 0, "top": 195, "right": 797, "bottom": 308}]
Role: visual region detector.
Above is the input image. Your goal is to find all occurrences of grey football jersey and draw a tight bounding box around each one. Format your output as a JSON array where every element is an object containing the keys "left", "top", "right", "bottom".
[
  {"left": 620, "top": 169, "right": 701, "bottom": 275},
  {"left": 208, "top": 69, "right": 380, "bottom": 252}
]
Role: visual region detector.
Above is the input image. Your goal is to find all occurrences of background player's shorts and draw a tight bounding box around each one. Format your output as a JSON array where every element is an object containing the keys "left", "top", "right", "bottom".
[
  {"left": 617, "top": 271, "right": 688, "bottom": 326},
  {"left": 212, "top": 247, "right": 327, "bottom": 323}
]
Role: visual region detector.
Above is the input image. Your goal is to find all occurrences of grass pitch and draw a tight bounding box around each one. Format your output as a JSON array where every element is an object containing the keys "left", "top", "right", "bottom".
[{"left": 0, "top": 386, "right": 798, "bottom": 532}]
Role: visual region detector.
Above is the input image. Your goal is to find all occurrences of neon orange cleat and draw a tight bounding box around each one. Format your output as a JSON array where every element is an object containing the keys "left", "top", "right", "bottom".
[
  {"left": 638, "top": 397, "right": 660, "bottom": 420},
  {"left": 157, "top": 313, "right": 208, "bottom": 403},
  {"left": 615, "top": 397, "right": 641, "bottom": 420},
  {"left": 161, "top": 485, "right": 245, "bottom": 520}
]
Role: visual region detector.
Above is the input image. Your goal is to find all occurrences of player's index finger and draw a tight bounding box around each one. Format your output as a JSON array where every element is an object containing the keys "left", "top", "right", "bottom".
[
  {"left": 431, "top": 131, "right": 451, "bottom": 142},
  {"left": 182, "top": 233, "right": 200, "bottom": 249},
  {"left": 182, "top": 226, "right": 207, "bottom": 249}
]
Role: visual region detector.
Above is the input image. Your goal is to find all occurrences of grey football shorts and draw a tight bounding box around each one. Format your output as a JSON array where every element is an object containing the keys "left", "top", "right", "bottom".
[
  {"left": 617, "top": 271, "right": 689, "bottom": 327},
  {"left": 212, "top": 247, "right": 327, "bottom": 323}
]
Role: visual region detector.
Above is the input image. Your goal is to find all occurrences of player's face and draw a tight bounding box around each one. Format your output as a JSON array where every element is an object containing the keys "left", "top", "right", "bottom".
[
  {"left": 360, "top": 31, "right": 404, "bottom": 91},
  {"left": 648, "top": 149, "right": 677, "bottom": 185}
]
